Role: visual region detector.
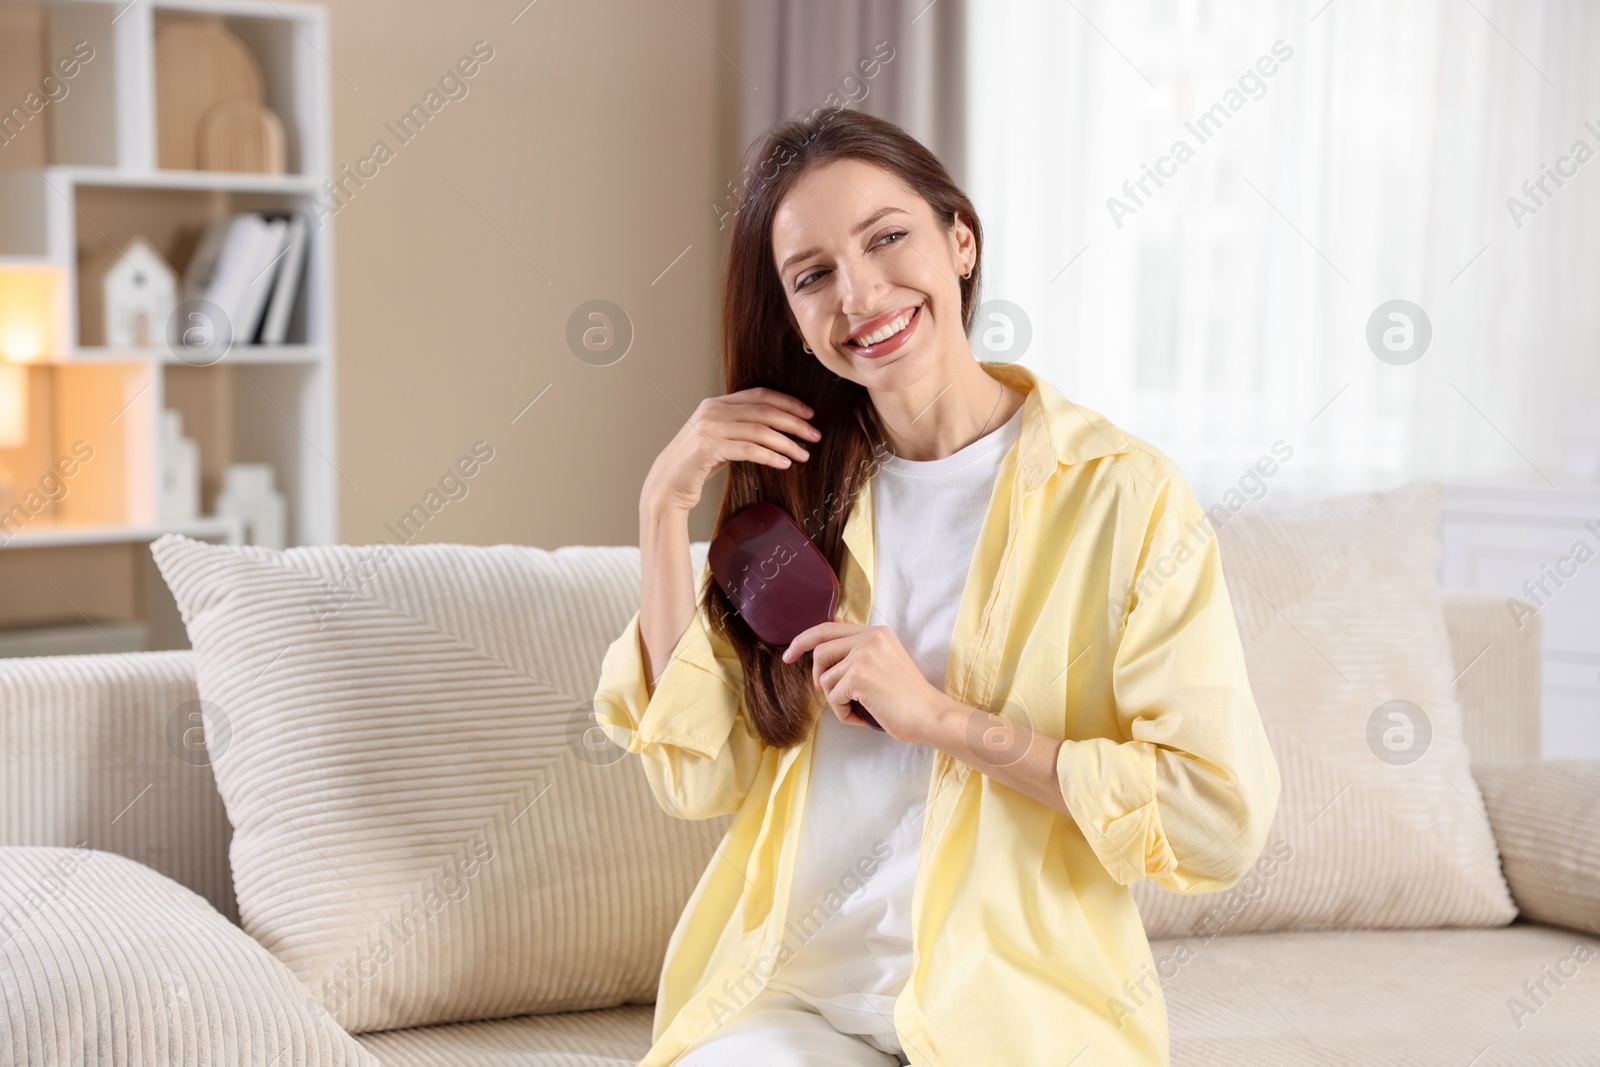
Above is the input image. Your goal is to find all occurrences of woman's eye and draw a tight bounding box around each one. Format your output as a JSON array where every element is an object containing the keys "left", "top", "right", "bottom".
[{"left": 793, "top": 232, "right": 905, "bottom": 291}]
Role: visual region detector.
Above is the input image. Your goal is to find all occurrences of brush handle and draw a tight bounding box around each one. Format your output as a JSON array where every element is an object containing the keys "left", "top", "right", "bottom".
[{"left": 849, "top": 699, "right": 886, "bottom": 731}]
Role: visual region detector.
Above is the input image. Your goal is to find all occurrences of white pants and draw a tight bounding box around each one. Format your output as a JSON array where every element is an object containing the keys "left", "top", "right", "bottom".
[{"left": 674, "top": 987, "right": 911, "bottom": 1066}]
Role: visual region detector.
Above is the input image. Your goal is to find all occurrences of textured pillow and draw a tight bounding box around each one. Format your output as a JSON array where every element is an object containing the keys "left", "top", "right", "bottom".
[
  {"left": 1474, "top": 759, "right": 1600, "bottom": 934},
  {"left": 0, "top": 846, "right": 375, "bottom": 1066},
  {"left": 150, "top": 535, "right": 724, "bottom": 1035},
  {"left": 1128, "top": 481, "right": 1517, "bottom": 936}
]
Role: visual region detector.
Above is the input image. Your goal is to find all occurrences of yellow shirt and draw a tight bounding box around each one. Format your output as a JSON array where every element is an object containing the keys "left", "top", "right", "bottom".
[{"left": 592, "top": 360, "right": 1281, "bottom": 1066}]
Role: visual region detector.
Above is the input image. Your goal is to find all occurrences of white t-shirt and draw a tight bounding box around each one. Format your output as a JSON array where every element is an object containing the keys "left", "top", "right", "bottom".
[{"left": 763, "top": 401, "right": 1024, "bottom": 1055}]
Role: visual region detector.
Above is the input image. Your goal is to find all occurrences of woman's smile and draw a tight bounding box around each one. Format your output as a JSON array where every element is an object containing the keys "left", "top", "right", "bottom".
[{"left": 844, "top": 303, "right": 923, "bottom": 359}]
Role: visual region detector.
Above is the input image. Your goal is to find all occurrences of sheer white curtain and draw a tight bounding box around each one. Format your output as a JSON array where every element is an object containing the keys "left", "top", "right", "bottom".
[{"left": 965, "top": 0, "right": 1600, "bottom": 507}]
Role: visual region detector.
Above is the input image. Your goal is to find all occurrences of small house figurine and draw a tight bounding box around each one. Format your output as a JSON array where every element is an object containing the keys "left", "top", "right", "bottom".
[
  {"left": 80, "top": 237, "right": 178, "bottom": 348},
  {"left": 215, "top": 462, "right": 286, "bottom": 549}
]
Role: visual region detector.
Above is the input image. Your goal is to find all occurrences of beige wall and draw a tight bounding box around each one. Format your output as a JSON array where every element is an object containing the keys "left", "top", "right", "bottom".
[{"left": 328, "top": 0, "right": 742, "bottom": 549}]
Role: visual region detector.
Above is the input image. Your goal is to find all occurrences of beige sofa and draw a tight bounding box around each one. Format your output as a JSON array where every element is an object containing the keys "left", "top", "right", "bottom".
[{"left": 2, "top": 532, "right": 1599, "bottom": 1065}]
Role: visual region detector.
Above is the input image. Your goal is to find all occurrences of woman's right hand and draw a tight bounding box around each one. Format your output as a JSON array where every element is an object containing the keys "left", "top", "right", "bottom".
[{"left": 642, "top": 387, "right": 822, "bottom": 514}]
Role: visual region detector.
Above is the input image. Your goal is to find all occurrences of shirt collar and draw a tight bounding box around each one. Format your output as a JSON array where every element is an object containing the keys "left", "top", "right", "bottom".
[
  {"left": 984, "top": 360, "right": 1136, "bottom": 487},
  {"left": 838, "top": 361, "right": 1135, "bottom": 603}
]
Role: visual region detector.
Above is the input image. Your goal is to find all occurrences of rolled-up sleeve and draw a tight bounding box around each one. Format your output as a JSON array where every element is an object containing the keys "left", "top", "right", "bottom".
[
  {"left": 591, "top": 562, "right": 768, "bottom": 821},
  {"left": 1056, "top": 486, "right": 1281, "bottom": 893}
]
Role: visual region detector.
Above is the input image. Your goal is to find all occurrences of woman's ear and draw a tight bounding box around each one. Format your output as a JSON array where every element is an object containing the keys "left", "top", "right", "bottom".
[{"left": 949, "top": 209, "right": 978, "bottom": 274}]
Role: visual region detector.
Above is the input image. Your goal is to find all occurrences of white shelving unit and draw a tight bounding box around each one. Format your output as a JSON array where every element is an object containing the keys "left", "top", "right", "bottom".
[{"left": 0, "top": 0, "right": 335, "bottom": 651}]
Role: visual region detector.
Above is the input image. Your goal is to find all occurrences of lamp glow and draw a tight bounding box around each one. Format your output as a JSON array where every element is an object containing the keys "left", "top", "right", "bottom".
[
  {"left": 0, "top": 264, "right": 65, "bottom": 364},
  {"left": 0, "top": 323, "right": 44, "bottom": 363},
  {"left": 0, "top": 364, "right": 25, "bottom": 448}
]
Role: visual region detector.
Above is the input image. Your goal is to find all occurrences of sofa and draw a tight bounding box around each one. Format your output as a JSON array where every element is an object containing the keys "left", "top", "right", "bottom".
[{"left": 1, "top": 481, "right": 1598, "bottom": 1066}]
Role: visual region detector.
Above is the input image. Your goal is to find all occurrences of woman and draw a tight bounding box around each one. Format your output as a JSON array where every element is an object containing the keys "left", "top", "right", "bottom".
[{"left": 592, "top": 108, "right": 1280, "bottom": 1067}]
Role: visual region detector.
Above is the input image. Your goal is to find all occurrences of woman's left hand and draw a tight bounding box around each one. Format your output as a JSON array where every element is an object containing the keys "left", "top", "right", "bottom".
[{"left": 782, "top": 620, "right": 946, "bottom": 744}]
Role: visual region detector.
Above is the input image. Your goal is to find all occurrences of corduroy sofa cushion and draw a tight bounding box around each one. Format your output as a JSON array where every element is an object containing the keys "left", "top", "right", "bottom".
[
  {"left": 1129, "top": 481, "right": 1517, "bottom": 935},
  {"left": 1474, "top": 759, "right": 1600, "bottom": 935},
  {"left": 150, "top": 535, "right": 726, "bottom": 1035},
  {"left": 0, "top": 846, "right": 377, "bottom": 1066}
]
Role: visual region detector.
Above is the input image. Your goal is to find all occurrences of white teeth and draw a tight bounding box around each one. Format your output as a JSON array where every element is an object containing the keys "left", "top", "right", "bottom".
[{"left": 852, "top": 308, "right": 915, "bottom": 347}]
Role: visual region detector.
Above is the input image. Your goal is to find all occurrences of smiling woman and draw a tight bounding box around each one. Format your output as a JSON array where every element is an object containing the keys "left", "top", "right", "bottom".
[{"left": 591, "top": 107, "right": 1279, "bottom": 1067}]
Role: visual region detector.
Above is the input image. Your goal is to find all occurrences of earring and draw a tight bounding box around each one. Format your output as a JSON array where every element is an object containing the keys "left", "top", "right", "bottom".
[
  {"left": 962, "top": 266, "right": 973, "bottom": 279},
  {"left": 803, "top": 343, "right": 814, "bottom": 354}
]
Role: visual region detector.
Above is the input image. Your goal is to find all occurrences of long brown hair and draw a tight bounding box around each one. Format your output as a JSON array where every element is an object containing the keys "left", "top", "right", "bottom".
[{"left": 708, "top": 107, "right": 984, "bottom": 749}]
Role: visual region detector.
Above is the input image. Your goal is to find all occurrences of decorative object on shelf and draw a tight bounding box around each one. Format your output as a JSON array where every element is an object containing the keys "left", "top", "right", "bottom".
[
  {"left": 215, "top": 463, "right": 287, "bottom": 549},
  {"left": 158, "top": 409, "right": 200, "bottom": 524},
  {"left": 197, "top": 97, "right": 286, "bottom": 175},
  {"left": 0, "top": 363, "right": 26, "bottom": 514},
  {"left": 79, "top": 237, "right": 178, "bottom": 348},
  {"left": 155, "top": 21, "right": 287, "bottom": 174}
]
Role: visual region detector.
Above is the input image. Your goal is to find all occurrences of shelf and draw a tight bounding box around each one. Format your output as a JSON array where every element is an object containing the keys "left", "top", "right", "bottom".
[
  {"left": 5, "top": 0, "right": 323, "bottom": 15},
  {"left": 49, "top": 164, "right": 324, "bottom": 195},
  {"left": 68, "top": 344, "right": 328, "bottom": 365},
  {"left": 0, "top": 515, "right": 242, "bottom": 549},
  {"left": 151, "top": 0, "right": 326, "bottom": 19}
]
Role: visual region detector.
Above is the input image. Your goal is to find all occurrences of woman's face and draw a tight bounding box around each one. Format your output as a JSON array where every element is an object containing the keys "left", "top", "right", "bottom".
[{"left": 770, "top": 158, "right": 975, "bottom": 389}]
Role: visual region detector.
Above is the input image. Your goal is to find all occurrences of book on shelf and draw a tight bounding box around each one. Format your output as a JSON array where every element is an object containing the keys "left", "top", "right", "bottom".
[
  {"left": 181, "top": 210, "right": 310, "bottom": 347},
  {"left": 232, "top": 215, "right": 287, "bottom": 343},
  {"left": 259, "top": 211, "right": 309, "bottom": 346}
]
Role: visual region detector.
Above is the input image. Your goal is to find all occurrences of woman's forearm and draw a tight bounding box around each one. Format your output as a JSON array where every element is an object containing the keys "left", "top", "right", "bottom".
[
  {"left": 921, "top": 694, "right": 1070, "bottom": 818},
  {"left": 638, "top": 499, "right": 697, "bottom": 696}
]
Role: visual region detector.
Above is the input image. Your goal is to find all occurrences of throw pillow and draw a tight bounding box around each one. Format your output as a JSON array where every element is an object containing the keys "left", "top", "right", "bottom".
[
  {"left": 0, "top": 846, "right": 376, "bottom": 1065},
  {"left": 1128, "top": 480, "right": 1517, "bottom": 936},
  {"left": 150, "top": 535, "right": 724, "bottom": 1035}
]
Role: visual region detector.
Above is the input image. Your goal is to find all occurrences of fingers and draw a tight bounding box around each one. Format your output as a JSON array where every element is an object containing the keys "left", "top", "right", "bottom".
[
  {"left": 727, "top": 421, "right": 812, "bottom": 464},
  {"left": 751, "top": 404, "right": 823, "bottom": 445},
  {"left": 664, "top": 384, "right": 824, "bottom": 508},
  {"left": 721, "top": 436, "right": 802, "bottom": 471},
  {"left": 733, "top": 387, "right": 814, "bottom": 422},
  {"left": 781, "top": 621, "right": 853, "bottom": 661},
  {"left": 725, "top": 392, "right": 821, "bottom": 447},
  {"left": 811, "top": 639, "right": 864, "bottom": 722},
  {"left": 691, "top": 389, "right": 822, "bottom": 475},
  {"left": 817, "top": 656, "right": 854, "bottom": 721},
  {"left": 701, "top": 414, "right": 817, "bottom": 472},
  {"left": 784, "top": 624, "right": 870, "bottom": 727},
  {"left": 815, "top": 647, "right": 856, "bottom": 700},
  {"left": 783, "top": 625, "right": 840, "bottom": 696}
]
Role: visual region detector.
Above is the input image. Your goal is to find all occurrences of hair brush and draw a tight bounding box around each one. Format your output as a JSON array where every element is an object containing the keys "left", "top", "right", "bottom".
[{"left": 707, "top": 502, "right": 884, "bottom": 731}]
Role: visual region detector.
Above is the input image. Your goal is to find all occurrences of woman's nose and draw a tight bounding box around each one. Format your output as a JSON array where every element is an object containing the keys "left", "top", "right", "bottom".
[{"left": 834, "top": 259, "right": 890, "bottom": 316}]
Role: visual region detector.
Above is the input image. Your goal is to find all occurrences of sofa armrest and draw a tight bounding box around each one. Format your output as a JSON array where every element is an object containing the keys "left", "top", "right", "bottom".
[
  {"left": 1442, "top": 588, "right": 1542, "bottom": 764},
  {"left": 0, "top": 650, "right": 236, "bottom": 923},
  {"left": 1473, "top": 759, "right": 1600, "bottom": 936}
]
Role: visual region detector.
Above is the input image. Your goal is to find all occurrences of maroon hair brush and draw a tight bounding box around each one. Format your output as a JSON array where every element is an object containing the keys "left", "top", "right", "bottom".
[{"left": 708, "top": 502, "right": 884, "bottom": 731}]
